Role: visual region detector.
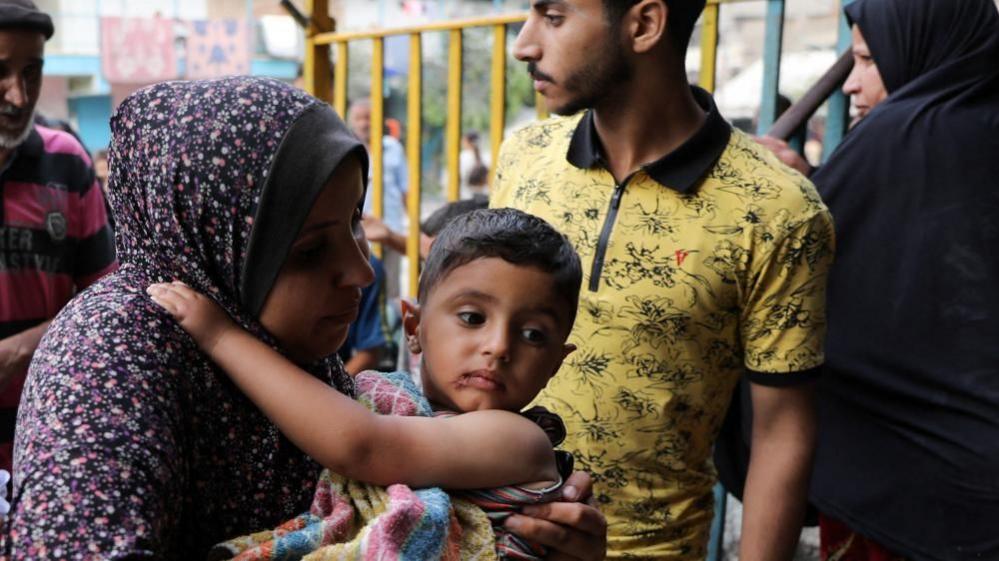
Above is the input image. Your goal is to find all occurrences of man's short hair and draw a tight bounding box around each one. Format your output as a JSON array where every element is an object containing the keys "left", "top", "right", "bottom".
[
  {"left": 418, "top": 207, "right": 582, "bottom": 329},
  {"left": 0, "top": 0, "right": 54, "bottom": 39},
  {"left": 603, "top": 0, "right": 705, "bottom": 53}
]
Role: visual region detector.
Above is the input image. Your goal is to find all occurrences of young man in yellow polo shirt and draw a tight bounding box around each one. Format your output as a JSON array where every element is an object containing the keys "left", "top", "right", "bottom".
[{"left": 491, "top": 0, "right": 834, "bottom": 559}]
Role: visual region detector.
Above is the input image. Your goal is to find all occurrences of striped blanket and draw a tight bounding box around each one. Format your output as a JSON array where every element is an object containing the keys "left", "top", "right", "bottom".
[{"left": 207, "top": 371, "right": 497, "bottom": 561}]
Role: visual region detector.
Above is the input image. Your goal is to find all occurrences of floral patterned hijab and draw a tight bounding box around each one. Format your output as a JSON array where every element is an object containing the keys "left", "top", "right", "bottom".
[{"left": 109, "top": 76, "right": 367, "bottom": 321}]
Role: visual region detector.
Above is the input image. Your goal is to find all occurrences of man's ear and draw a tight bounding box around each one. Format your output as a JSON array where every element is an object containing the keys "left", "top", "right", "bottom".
[
  {"left": 400, "top": 299, "right": 423, "bottom": 354},
  {"left": 628, "top": 0, "right": 668, "bottom": 55},
  {"left": 547, "top": 343, "right": 576, "bottom": 380}
]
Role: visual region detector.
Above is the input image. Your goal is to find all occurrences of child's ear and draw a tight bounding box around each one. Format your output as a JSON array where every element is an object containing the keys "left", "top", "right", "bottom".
[
  {"left": 400, "top": 299, "right": 423, "bottom": 354},
  {"left": 547, "top": 343, "right": 576, "bottom": 380}
]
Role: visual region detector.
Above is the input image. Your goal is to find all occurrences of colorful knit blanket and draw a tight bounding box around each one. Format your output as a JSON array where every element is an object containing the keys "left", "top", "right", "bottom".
[{"left": 207, "top": 371, "right": 497, "bottom": 561}]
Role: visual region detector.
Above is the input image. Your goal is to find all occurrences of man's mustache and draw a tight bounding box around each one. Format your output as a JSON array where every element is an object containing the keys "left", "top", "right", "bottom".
[
  {"left": 0, "top": 104, "right": 25, "bottom": 118},
  {"left": 527, "top": 63, "right": 556, "bottom": 85}
]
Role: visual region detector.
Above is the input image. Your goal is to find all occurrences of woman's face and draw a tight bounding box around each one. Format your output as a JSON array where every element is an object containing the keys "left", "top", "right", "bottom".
[
  {"left": 258, "top": 156, "right": 375, "bottom": 364},
  {"left": 843, "top": 24, "right": 888, "bottom": 119}
]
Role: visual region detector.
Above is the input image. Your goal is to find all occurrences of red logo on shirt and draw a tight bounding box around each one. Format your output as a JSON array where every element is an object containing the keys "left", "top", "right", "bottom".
[{"left": 675, "top": 250, "right": 690, "bottom": 267}]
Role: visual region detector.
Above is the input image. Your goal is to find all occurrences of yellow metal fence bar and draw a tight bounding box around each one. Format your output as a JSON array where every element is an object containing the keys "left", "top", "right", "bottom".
[
  {"left": 305, "top": 0, "right": 754, "bottom": 227},
  {"left": 313, "top": 0, "right": 747, "bottom": 45},
  {"left": 313, "top": 13, "right": 528, "bottom": 44},
  {"left": 370, "top": 37, "right": 385, "bottom": 257},
  {"left": 406, "top": 32, "right": 423, "bottom": 297},
  {"left": 445, "top": 29, "right": 463, "bottom": 202},
  {"left": 304, "top": 0, "right": 333, "bottom": 103},
  {"left": 699, "top": 3, "right": 720, "bottom": 93},
  {"left": 535, "top": 91, "right": 548, "bottom": 121},
  {"left": 489, "top": 24, "right": 507, "bottom": 179},
  {"left": 334, "top": 41, "right": 348, "bottom": 116}
]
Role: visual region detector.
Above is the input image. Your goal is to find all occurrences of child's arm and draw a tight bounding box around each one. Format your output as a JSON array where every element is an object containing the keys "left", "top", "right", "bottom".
[{"left": 147, "top": 282, "right": 558, "bottom": 490}]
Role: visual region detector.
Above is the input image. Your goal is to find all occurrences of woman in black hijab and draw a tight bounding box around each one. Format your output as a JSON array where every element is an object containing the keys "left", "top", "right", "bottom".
[{"left": 808, "top": 0, "right": 999, "bottom": 559}]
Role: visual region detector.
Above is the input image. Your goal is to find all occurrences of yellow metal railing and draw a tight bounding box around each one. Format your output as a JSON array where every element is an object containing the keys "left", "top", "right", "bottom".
[
  {"left": 699, "top": 4, "right": 721, "bottom": 93},
  {"left": 303, "top": 0, "right": 757, "bottom": 296},
  {"left": 308, "top": 10, "right": 531, "bottom": 294},
  {"left": 446, "top": 28, "right": 462, "bottom": 203}
]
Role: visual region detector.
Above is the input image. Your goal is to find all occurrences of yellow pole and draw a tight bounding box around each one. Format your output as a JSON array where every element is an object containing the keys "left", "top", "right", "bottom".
[
  {"left": 303, "top": 0, "right": 333, "bottom": 102},
  {"left": 369, "top": 37, "right": 385, "bottom": 258},
  {"left": 535, "top": 91, "right": 548, "bottom": 121},
  {"left": 489, "top": 24, "right": 506, "bottom": 178},
  {"left": 312, "top": 13, "right": 529, "bottom": 44},
  {"left": 699, "top": 4, "right": 720, "bottom": 93},
  {"left": 446, "top": 29, "right": 462, "bottom": 202},
  {"left": 334, "top": 41, "right": 348, "bottom": 116},
  {"left": 406, "top": 33, "right": 423, "bottom": 297}
]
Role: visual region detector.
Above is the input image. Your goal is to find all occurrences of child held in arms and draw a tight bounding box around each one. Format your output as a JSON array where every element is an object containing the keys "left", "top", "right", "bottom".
[{"left": 148, "top": 208, "right": 583, "bottom": 559}]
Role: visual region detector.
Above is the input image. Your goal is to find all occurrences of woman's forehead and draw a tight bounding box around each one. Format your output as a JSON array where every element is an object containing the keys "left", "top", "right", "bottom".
[{"left": 302, "top": 157, "right": 365, "bottom": 224}]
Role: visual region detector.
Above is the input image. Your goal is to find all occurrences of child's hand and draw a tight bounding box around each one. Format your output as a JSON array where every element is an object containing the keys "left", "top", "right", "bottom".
[{"left": 147, "top": 281, "right": 233, "bottom": 353}]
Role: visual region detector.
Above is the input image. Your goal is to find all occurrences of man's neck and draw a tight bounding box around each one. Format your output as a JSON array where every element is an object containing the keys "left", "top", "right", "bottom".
[{"left": 590, "top": 73, "right": 706, "bottom": 184}]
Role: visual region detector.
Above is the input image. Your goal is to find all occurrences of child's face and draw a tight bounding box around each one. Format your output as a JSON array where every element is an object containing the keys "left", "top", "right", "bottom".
[{"left": 403, "top": 257, "right": 575, "bottom": 413}]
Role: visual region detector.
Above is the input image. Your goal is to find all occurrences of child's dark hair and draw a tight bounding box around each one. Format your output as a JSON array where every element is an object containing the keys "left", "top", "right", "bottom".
[
  {"left": 420, "top": 195, "right": 489, "bottom": 237},
  {"left": 418, "top": 208, "right": 582, "bottom": 329}
]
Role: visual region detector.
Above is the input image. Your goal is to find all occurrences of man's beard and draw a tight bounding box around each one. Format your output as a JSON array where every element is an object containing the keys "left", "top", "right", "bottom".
[
  {"left": 0, "top": 106, "right": 35, "bottom": 149},
  {"left": 531, "top": 39, "right": 633, "bottom": 117}
]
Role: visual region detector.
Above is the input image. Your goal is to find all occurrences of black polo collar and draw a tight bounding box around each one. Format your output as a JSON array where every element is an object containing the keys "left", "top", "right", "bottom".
[{"left": 566, "top": 86, "right": 732, "bottom": 194}]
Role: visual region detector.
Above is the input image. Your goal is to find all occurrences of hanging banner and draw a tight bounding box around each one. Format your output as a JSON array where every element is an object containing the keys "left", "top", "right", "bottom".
[
  {"left": 185, "top": 20, "right": 251, "bottom": 79},
  {"left": 100, "top": 17, "right": 178, "bottom": 84}
]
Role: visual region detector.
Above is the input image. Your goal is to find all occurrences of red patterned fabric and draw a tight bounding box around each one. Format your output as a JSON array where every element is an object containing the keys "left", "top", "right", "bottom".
[{"left": 820, "top": 515, "right": 907, "bottom": 561}]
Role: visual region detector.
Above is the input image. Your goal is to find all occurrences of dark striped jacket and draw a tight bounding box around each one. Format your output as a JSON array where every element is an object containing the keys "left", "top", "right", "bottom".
[{"left": 0, "top": 124, "right": 116, "bottom": 451}]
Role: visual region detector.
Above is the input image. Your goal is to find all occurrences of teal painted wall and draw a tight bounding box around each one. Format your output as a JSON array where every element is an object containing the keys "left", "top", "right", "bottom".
[
  {"left": 67, "top": 94, "right": 113, "bottom": 152},
  {"left": 44, "top": 54, "right": 298, "bottom": 153}
]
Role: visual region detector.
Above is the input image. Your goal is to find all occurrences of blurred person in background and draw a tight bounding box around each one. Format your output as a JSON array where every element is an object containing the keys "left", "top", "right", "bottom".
[
  {"left": 363, "top": 195, "right": 490, "bottom": 262},
  {"left": 0, "top": 0, "right": 115, "bottom": 472},
  {"left": 336, "top": 253, "right": 392, "bottom": 375},
  {"left": 92, "top": 148, "right": 108, "bottom": 193},
  {"left": 347, "top": 98, "right": 408, "bottom": 303},
  {"left": 91, "top": 149, "right": 115, "bottom": 232},
  {"left": 459, "top": 130, "right": 490, "bottom": 199},
  {"left": 385, "top": 117, "right": 402, "bottom": 141}
]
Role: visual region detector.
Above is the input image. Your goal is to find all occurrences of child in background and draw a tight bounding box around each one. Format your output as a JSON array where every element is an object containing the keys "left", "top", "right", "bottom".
[
  {"left": 148, "top": 208, "right": 582, "bottom": 559},
  {"left": 336, "top": 254, "right": 392, "bottom": 375}
]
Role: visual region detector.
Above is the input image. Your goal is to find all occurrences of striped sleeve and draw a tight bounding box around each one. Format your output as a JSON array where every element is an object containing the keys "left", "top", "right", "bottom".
[{"left": 73, "top": 177, "right": 117, "bottom": 289}]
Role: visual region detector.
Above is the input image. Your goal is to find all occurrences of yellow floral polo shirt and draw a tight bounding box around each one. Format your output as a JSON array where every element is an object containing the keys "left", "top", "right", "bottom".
[{"left": 491, "top": 88, "right": 834, "bottom": 560}]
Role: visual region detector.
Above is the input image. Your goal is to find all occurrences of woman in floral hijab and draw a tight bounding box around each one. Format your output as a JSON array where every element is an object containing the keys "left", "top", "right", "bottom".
[
  {"left": 3, "top": 77, "right": 369, "bottom": 558},
  {"left": 2, "top": 76, "right": 605, "bottom": 560}
]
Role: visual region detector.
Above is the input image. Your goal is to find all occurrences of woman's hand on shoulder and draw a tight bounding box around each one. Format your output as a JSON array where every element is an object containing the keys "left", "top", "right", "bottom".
[
  {"left": 504, "top": 470, "right": 607, "bottom": 560},
  {"left": 754, "top": 135, "right": 813, "bottom": 177},
  {"left": 147, "top": 281, "right": 233, "bottom": 353}
]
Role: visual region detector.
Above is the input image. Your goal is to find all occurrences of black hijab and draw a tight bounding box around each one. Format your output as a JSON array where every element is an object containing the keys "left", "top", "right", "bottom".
[{"left": 810, "top": 1, "right": 999, "bottom": 559}]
